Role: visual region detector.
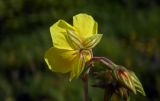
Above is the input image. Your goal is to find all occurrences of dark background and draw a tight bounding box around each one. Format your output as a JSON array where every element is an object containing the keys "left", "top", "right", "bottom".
[{"left": 0, "top": 0, "right": 160, "bottom": 101}]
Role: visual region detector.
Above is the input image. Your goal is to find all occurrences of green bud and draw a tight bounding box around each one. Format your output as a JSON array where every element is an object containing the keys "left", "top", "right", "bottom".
[
  {"left": 113, "top": 66, "right": 146, "bottom": 96},
  {"left": 113, "top": 66, "right": 137, "bottom": 94},
  {"left": 129, "top": 71, "right": 146, "bottom": 96}
]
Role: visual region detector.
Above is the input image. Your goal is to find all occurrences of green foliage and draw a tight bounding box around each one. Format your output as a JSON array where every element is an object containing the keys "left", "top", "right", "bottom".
[{"left": 0, "top": 0, "right": 160, "bottom": 101}]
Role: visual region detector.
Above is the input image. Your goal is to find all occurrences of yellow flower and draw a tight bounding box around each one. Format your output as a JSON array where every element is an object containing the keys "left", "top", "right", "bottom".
[{"left": 44, "top": 13, "right": 102, "bottom": 81}]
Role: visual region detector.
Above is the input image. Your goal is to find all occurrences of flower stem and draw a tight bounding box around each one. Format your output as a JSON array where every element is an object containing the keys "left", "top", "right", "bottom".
[
  {"left": 88, "top": 56, "right": 117, "bottom": 70},
  {"left": 81, "top": 73, "right": 89, "bottom": 101}
]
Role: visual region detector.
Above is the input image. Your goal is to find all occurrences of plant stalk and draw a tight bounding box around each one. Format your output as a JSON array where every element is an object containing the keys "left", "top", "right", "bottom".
[
  {"left": 88, "top": 56, "right": 116, "bottom": 70},
  {"left": 81, "top": 73, "right": 89, "bottom": 101}
]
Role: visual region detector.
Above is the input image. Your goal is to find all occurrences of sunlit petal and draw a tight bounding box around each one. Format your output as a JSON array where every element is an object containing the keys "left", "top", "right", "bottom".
[
  {"left": 73, "top": 13, "right": 98, "bottom": 39},
  {"left": 44, "top": 47, "right": 77, "bottom": 73},
  {"left": 69, "top": 52, "right": 91, "bottom": 81},
  {"left": 67, "top": 29, "right": 83, "bottom": 49},
  {"left": 50, "top": 20, "right": 75, "bottom": 50}
]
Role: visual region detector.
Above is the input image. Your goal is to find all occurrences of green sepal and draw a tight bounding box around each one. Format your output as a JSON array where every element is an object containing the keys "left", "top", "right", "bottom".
[
  {"left": 67, "top": 29, "right": 83, "bottom": 49},
  {"left": 83, "top": 34, "right": 103, "bottom": 49},
  {"left": 129, "top": 71, "right": 146, "bottom": 96},
  {"left": 115, "top": 87, "right": 130, "bottom": 101}
]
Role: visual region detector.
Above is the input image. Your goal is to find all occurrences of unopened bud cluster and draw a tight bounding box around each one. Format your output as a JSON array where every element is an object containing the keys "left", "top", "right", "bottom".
[{"left": 89, "top": 59, "right": 145, "bottom": 101}]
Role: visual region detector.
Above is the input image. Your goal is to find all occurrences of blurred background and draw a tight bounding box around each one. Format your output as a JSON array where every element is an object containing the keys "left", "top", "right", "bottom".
[{"left": 0, "top": 0, "right": 160, "bottom": 101}]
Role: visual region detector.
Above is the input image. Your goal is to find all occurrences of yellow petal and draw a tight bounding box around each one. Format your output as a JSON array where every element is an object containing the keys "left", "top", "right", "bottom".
[
  {"left": 69, "top": 50, "right": 91, "bottom": 81},
  {"left": 73, "top": 13, "right": 98, "bottom": 39},
  {"left": 50, "top": 20, "right": 75, "bottom": 50},
  {"left": 67, "top": 29, "right": 83, "bottom": 49},
  {"left": 69, "top": 54, "right": 85, "bottom": 81},
  {"left": 44, "top": 47, "right": 77, "bottom": 73}
]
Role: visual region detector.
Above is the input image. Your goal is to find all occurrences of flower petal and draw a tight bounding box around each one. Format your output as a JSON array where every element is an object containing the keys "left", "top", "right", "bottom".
[
  {"left": 50, "top": 20, "right": 75, "bottom": 50},
  {"left": 67, "top": 29, "right": 83, "bottom": 49},
  {"left": 83, "top": 34, "right": 103, "bottom": 49},
  {"left": 69, "top": 55, "right": 85, "bottom": 81},
  {"left": 69, "top": 50, "right": 91, "bottom": 81},
  {"left": 73, "top": 13, "right": 98, "bottom": 39},
  {"left": 44, "top": 47, "right": 77, "bottom": 73}
]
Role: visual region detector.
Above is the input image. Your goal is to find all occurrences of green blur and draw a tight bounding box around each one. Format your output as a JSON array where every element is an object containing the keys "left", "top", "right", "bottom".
[{"left": 0, "top": 0, "right": 160, "bottom": 101}]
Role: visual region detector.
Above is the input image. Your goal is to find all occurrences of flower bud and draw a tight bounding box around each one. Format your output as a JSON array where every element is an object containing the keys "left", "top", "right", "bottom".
[
  {"left": 128, "top": 71, "right": 146, "bottom": 96},
  {"left": 113, "top": 66, "right": 136, "bottom": 94},
  {"left": 113, "top": 65, "right": 146, "bottom": 96}
]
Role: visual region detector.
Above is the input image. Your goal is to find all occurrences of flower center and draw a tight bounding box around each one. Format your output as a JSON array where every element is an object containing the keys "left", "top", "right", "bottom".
[{"left": 79, "top": 49, "right": 90, "bottom": 56}]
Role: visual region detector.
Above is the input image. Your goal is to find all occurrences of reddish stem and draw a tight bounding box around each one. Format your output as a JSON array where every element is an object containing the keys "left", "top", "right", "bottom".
[
  {"left": 87, "top": 56, "right": 116, "bottom": 70},
  {"left": 81, "top": 73, "right": 89, "bottom": 101}
]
